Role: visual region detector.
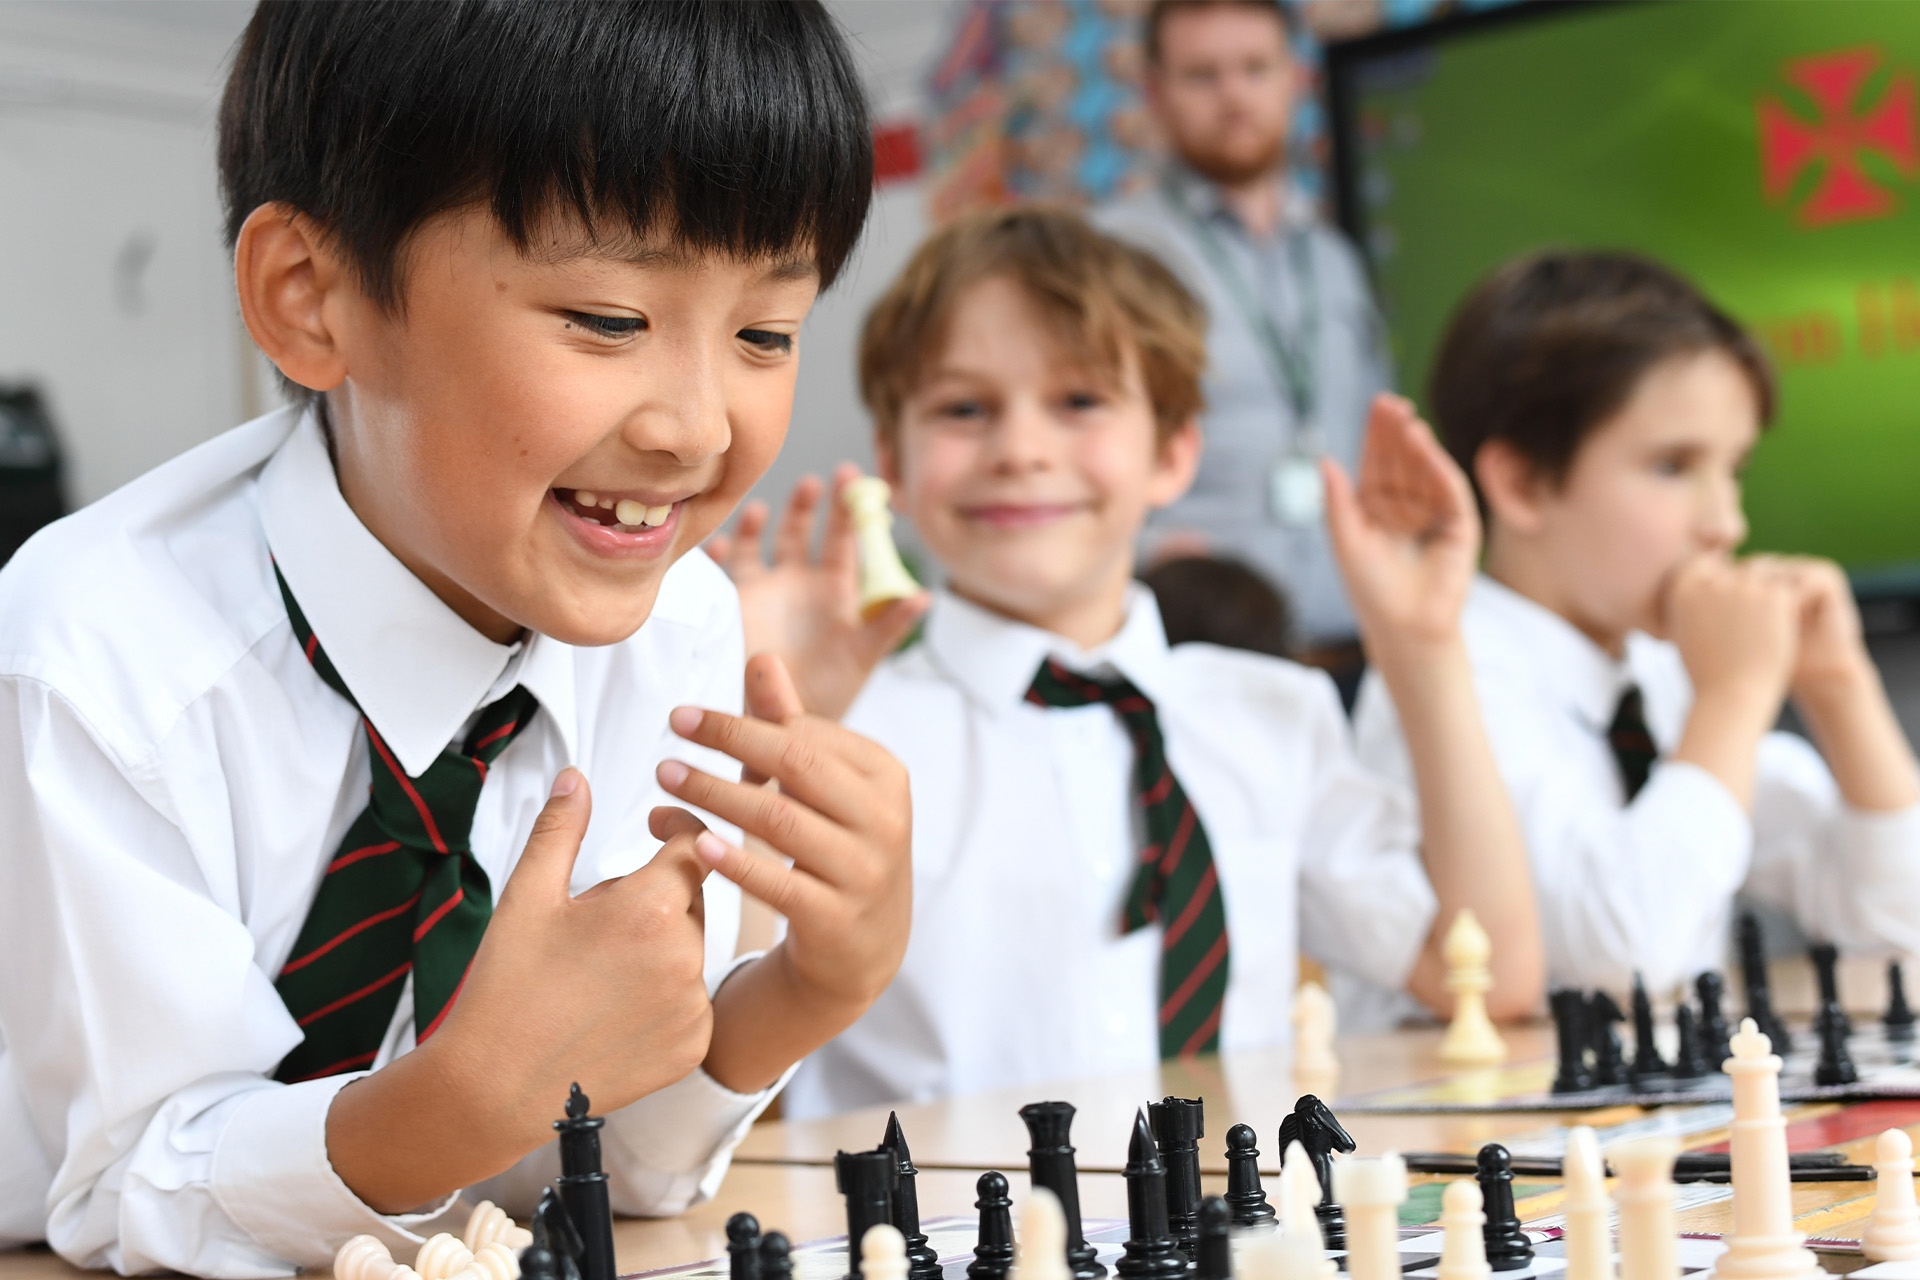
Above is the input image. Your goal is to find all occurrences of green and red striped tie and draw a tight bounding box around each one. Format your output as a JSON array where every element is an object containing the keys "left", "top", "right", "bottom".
[
  {"left": 1025, "top": 658, "right": 1230, "bottom": 1058},
  {"left": 271, "top": 566, "right": 539, "bottom": 1083}
]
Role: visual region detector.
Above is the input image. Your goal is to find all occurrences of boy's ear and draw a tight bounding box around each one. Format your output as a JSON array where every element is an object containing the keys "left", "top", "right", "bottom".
[
  {"left": 1474, "top": 438, "right": 1549, "bottom": 536},
  {"left": 1146, "top": 417, "right": 1203, "bottom": 509},
  {"left": 874, "top": 433, "right": 903, "bottom": 490},
  {"left": 233, "top": 203, "right": 353, "bottom": 394}
]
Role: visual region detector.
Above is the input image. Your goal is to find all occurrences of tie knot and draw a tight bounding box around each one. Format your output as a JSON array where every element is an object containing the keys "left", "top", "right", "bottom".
[{"left": 1025, "top": 657, "right": 1155, "bottom": 718}]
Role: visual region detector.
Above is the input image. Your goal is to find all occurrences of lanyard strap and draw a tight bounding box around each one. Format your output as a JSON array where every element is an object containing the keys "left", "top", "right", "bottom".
[{"left": 1164, "top": 177, "right": 1321, "bottom": 434}]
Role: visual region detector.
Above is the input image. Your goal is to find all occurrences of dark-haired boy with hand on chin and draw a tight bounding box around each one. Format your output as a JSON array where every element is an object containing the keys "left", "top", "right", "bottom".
[
  {"left": 711, "top": 208, "right": 1543, "bottom": 1116},
  {"left": 0, "top": 3, "right": 909, "bottom": 1273}
]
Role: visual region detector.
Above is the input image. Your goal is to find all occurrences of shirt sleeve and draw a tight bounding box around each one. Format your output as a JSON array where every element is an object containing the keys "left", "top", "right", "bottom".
[
  {"left": 1744, "top": 730, "right": 1920, "bottom": 953},
  {"left": 0, "top": 676, "right": 460, "bottom": 1276},
  {"left": 1293, "top": 671, "right": 1436, "bottom": 992}
]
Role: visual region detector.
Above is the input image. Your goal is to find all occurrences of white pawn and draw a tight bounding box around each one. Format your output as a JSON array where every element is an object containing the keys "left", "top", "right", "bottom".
[
  {"left": 1439, "top": 909, "right": 1506, "bottom": 1065},
  {"left": 1278, "top": 1142, "right": 1337, "bottom": 1280},
  {"left": 1010, "top": 1187, "right": 1072, "bottom": 1280},
  {"left": 1333, "top": 1152, "right": 1408, "bottom": 1280},
  {"left": 1613, "top": 1137, "right": 1679, "bottom": 1280},
  {"left": 1293, "top": 981, "right": 1340, "bottom": 1090},
  {"left": 1436, "top": 1180, "right": 1492, "bottom": 1280},
  {"left": 1865, "top": 1128, "right": 1920, "bottom": 1262},
  {"left": 1562, "top": 1126, "right": 1616, "bottom": 1280},
  {"left": 861, "top": 1223, "right": 909, "bottom": 1280},
  {"left": 843, "top": 476, "right": 920, "bottom": 620},
  {"left": 1708, "top": 1019, "right": 1821, "bottom": 1280}
]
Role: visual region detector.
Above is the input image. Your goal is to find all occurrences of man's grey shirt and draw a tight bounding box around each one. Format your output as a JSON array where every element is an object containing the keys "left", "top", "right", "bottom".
[{"left": 1097, "top": 166, "right": 1390, "bottom": 645}]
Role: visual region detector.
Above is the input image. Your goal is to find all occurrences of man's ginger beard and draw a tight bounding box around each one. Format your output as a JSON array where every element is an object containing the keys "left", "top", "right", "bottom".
[{"left": 1177, "top": 129, "right": 1285, "bottom": 187}]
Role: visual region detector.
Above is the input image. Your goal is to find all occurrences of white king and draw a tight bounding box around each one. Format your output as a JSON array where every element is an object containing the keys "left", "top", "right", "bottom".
[{"left": 1706, "top": 1019, "right": 1821, "bottom": 1280}]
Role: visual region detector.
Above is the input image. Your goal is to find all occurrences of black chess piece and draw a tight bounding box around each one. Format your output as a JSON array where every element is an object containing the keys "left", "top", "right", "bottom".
[
  {"left": 882, "top": 1113, "right": 942, "bottom": 1280},
  {"left": 520, "top": 1236, "right": 560, "bottom": 1280},
  {"left": 1738, "top": 911, "right": 1792, "bottom": 1053},
  {"left": 1670, "top": 1003, "right": 1710, "bottom": 1079},
  {"left": 834, "top": 1147, "right": 897, "bottom": 1280},
  {"left": 727, "top": 1214, "right": 763, "bottom": 1280},
  {"left": 1021, "top": 1101, "right": 1108, "bottom": 1280},
  {"left": 555, "top": 1084, "right": 615, "bottom": 1280},
  {"left": 1277, "top": 1094, "right": 1355, "bottom": 1249},
  {"left": 1147, "top": 1096, "right": 1205, "bottom": 1259},
  {"left": 759, "top": 1234, "right": 793, "bottom": 1280},
  {"left": 968, "top": 1172, "right": 1016, "bottom": 1280},
  {"left": 1223, "top": 1124, "right": 1277, "bottom": 1230},
  {"left": 1888, "top": 960, "right": 1916, "bottom": 1041},
  {"left": 533, "top": 1187, "right": 585, "bottom": 1280},
  {"left": 1815, "top": 1007, "right": 1860, "bottom": 1086},
  {"left": 1628, "top": 973, "right": 1669, "bottom": 1082},
  {"left": 1586, "top": 991, "right": 1627, "bottom": 1087},
  {"left": 1696, "top": 971, "right": 1734, "bottom": 1064},
  {"left": 1549, "top": 989, "right": 1592, "bottom": 1093},
  {"left": 1115, "top": 1110, "right": 1189, "bottom": 1280},
  {"left": 1811, "top": 943, "right": 1855, "bottom": 1039},
  {"left": 1195, "top": 1197, "right": 1232, "bottom": 1280},
  {"left": 1475, "top": 1145, "right": 1534, "bottom": 1271}
]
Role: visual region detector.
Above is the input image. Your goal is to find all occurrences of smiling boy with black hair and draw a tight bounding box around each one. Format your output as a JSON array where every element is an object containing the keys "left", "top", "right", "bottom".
[{"left": 0, "top": 2, "right": 910, "bottom": 1273}]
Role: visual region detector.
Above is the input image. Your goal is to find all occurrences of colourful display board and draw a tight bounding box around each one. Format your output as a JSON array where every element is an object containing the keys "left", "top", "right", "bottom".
[{"left": 1327, "top": 0, "right": 1920, "bottom": 591}]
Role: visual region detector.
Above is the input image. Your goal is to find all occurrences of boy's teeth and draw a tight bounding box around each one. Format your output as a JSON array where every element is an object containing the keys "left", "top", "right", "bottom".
[
  {"left": 615, "top": 499, "right": 647, "bottom": 525},
  {"left": 598, "top": 496, "right": 616, "bottom": 509},
  {"left": 643, "top": 504, "right": 671, "bottom": 526},
  {"left": 574, "top": 489, "right": 598, "bottom": 508}
]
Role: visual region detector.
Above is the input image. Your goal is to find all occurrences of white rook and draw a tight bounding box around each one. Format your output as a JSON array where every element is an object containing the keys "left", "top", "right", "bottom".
[
  {"left": 1334, "top": 1152, "right": 1407, "bottom": 1280},
  {"left": 1613, "top": 1137, "right": 1678, "bottom": 1280},
  {"left": 1707, "top": 1019, "right": 1821, "bottom": 1280}
]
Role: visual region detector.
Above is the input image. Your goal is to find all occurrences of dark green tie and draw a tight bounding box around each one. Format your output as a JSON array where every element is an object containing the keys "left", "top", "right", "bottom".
[
  {"left": 1607, "top": 684, "right": 1657, "bottom": 802},
  {"left": 1025, "top": 658, "right": 1230, "bottom": 1058},
  {"left": 271, "top": 566, "right": 539, "bottom": 1083}
]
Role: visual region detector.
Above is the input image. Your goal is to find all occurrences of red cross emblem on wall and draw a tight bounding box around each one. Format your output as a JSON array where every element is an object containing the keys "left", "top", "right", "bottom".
[{"left": 1757, "top": 47, "right": 1919, "bottom": 227}]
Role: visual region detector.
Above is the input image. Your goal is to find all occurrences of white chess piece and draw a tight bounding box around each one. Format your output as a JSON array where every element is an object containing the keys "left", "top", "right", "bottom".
[
  {"left": 1613, "top": 1136, "right": 1679, "bottom": 1280},
  {"left": 417, "top": 1233, "right": 478, "bottom": 1280},
  {"left": 1333, "top": 1151, "right": 1408, "bottom": 1280},
  {"left": 1436, "top": 1179, "right": 1492, "bottom": 1280},
  {"left": 1707, "top": 1019, "right": 1822, "bottom": 1280},
  {"left": 1562, "top": 1126, "right": 1617, "bottom": 1280},
  {"left": 1010, "top": 1187, "right": 1072, "bottom": 1280},
  {"left": 843, "top": 476, "right": 920, "bottom": 619},
  {"left": 1439, "top": 909, "right": 1506, "bottom": 1065},
  {"left": 464, "top": 1201, "right": 533, "bottom": 1254},
  {"left": 861, "top": 1223, "right": 909, "bottom": 1280},
  {"left": 1279, "top": 1142, "right": 1337, "bottom": 1280},
  {"left": 1865, "top": 1128, "right": 1920, "bottom": 1262},
  {"left": 1293, "top": 981, "right": 1340, "bottom": 1089}
]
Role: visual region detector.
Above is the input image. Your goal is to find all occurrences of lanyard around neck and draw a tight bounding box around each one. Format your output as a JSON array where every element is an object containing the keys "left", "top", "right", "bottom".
[{"left": 1164, "top": 176, "right": 1320, "bottom": 431}]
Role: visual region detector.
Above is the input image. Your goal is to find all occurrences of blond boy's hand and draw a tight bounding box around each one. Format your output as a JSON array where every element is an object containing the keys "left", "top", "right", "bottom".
[
  {"left": 1322, "top": 394, "right": 1480, "bottom": 656},
  {"left": 654, "top": 653, "right": 912, "bottom": 1091},
  {"left": 1664, "top": 555, "right": 1800, "bottom": 713},
  {"left": 707, "top": 466, "right": 928, "bottom": 721},
  {"left": 1776, "top": 556, "right": 1871, "bottom": 695}
]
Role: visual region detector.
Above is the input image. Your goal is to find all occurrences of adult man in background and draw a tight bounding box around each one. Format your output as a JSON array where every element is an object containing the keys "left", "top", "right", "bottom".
[{"left": 1100, "top": 0, "right": 1389, "bottom": 658}]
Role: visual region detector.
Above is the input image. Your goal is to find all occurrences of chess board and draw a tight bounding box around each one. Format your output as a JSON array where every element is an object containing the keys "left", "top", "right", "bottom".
[{"left": 1339, "top": 1023, "right": 1920, "bottom": 1114}]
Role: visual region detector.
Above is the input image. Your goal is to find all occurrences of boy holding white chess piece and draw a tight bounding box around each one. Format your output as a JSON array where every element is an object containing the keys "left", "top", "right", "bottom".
[{"left": 708, "top": 207, "right": 1543, "bottom": 1115}]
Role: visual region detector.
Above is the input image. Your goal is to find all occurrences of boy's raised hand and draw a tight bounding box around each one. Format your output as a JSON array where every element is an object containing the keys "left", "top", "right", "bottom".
[
  {"left": 706, "top": 465, "right": 929, "bottom": 721},
  {"left": 653, "top": 652, "right": 912, "bottom": 1092},
  {"left": 1322, "top": 393, "right": 1481, "bottom": 653}
]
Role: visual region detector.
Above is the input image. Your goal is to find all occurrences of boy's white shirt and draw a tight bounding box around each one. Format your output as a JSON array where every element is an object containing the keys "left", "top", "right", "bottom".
[
  {"left": 781, "top": 584, "right": 1437, "bottom": 1120},
  {"left": 1350, "top": 573, "right": 1920, "bottom": 1002},
  {"left": 0, "top": 407, "right": 785, "bottom": 1275}
]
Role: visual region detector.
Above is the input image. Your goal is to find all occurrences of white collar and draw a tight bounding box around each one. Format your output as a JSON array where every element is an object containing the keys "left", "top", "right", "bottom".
[
  {"left": 258, "top": 409, "right": 578, "bottom": 776},
  {"left": 922, "top": 583, "right": 1179, "bottom": 714},
  {"left": 1471, "top": 574, "right": 1637, "bottom": 733}
]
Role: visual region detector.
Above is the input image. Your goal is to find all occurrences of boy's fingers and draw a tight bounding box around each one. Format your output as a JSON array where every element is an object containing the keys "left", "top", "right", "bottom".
[
  {"left": 1320, "top": 456, "right": 1361, "bottom": 561},
  {"left": 774, "top": 476, "right": 824, "bottom": 565},
  {"left": 744, "top": 653, "right": 807, "bottom": 726},
  {"left": 648, "top": 804, "right": 710, "bottom": 843},
  {"left": 500, "top": 768, "right": 592, "bottom": 908},
  {"left": 727, "top": 503, "right": 770, "bottom": 573},
  {"left": 820, "top": 464, "right": 863, "bottom": 573},
  {"left": 673, "top": 702, "right": 895, "bottom": 783},
  {"left": 692, "top": 829, "right": 817, "bottom": 920},
  {"left": 615, "top": 832, "right": 712, "bottom": 919},
  {"left": 657, "top": 756, "right": 868, "bottom": 884}
]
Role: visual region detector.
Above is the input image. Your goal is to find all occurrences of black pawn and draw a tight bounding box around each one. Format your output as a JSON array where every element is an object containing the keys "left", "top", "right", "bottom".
[
  {"left": 554, "top": 1085, "right": 615, "bottom": 1280},
  {"left": 1586, "top": 992, "right": 1627, "bottom": 1087},
  {"left": 883, "top": 1113, "right": 941, "bottom": 1280},
  {"left": 520, "top": 1240, "right": 560, "bottom": 1280},
  {"left": 1628, "top": 974, "right": 1668, "bottom": 1081},
  {"left": 1815, "top": 1008, "right": 1860, "bottom": 1086},
  {"left": 1223, "top": 1124, "right": 1277, "bottom": 1230},
  {"left": 1475, "top": 1145, "right": 1533, "bottom": 1271},
  {"left": 1888, "top": 960, "right": 1916, "bottom": 1040},
  {"left": 834, "top": 1147, "right": 896, "bottom": 1280},
  {"left": 727, "top": 1214, "right": 763, "bottom": 1280},
  {"left": 967, "top": 1172, "right": 1015, "bottom": 1280},
  {"left": 1550, "top": 989, "right": 1592, "bottom": 1093},
  {"left": 1277, "top": 1094, "right": 1354, "bottom": 1249},
  {"left": 760, "top": 1234, "right": 792, "bottom": 1280},
  {"left": 1148, "top": 1096, "right": 1205, "bottom": 1259},
  {"left": 1670, "top": 1004, "right": 1710, "bottom": 1079},
  {"left": 1195, "top": 1198, "right": 1232, "bottom": 1280},
  {"left": 1811, "top": 943, "right": 1854, "bottom": 1042},
  {"left": 1021, "top": 1101, "right": 1107, "bottom": 1280},
  {"left": 1738, "top": 911, "right": 1792, "bottom": 1053},
  {"left": 1696, "top": 971, "right": 1734, "bottom": 1064},
  {"left": 1115, "top": 1110, "right": 1188, "bottom": 1280}
]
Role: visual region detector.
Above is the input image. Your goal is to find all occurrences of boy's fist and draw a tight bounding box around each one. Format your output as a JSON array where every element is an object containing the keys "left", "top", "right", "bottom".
[
  {"left": 1664, "top": 555, "right": 1800, "bottom": 714},
  {"left": 1778, "top": 556, "right": 1871, "bottom": 695}
]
